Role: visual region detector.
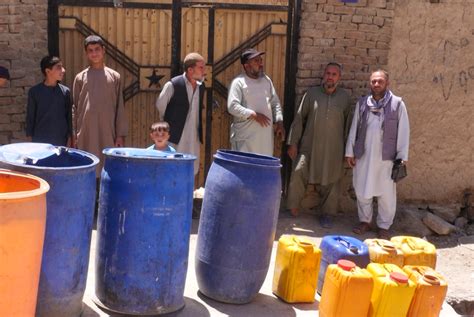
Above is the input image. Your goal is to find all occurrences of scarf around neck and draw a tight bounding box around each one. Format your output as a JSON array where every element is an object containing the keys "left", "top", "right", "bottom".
[{"left": 367, "top": 90, "right": 392, "bottom": 115}]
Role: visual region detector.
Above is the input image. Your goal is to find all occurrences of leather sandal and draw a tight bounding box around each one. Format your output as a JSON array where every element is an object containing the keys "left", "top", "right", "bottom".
[
  {"left": 352, "top": 222, "right": 371, "bottom": 235},
  {"left": 377, "top": 228, "right": 391, "bottom": 240}
]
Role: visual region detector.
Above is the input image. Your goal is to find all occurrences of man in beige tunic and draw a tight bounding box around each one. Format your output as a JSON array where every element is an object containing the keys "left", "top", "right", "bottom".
[
  {"left": 73, "top": 35, "right": 128, "bottom": 175},
  {"left": 286, "top": 63, "right": 351, "bottom": 228}
]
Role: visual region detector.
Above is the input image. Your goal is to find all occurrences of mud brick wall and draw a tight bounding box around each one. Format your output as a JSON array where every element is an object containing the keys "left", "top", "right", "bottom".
[{"left": 0, "top": 0, "right": 48, "bottom": 144}]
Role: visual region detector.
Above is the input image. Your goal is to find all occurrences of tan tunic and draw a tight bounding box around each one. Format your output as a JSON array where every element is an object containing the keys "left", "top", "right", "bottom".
[
  {"left": 287, "top": 86, "right": 352, "bottom": 185},
  {"left": 72, "top": 66, "right": 128, "bottom": 175}
]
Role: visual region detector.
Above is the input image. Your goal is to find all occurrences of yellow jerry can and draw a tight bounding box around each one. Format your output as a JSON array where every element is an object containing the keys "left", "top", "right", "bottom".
[
  {"left": 319, "top": 259, "right": 373, "bottom": 317},
  {"left": 367, "top": 263, "right": 416, "bottom": 317},
  {"left": 391, "top": 236, "right": 437, "bottom": 268},
  {"left": 403, "top": 265, "right": 448, "bottom": 317},
  {"left": 272, "top": 235, "right": 321, "bottom": 303},
  {"left": 364, "top": 238, "right": 404, "bottom": 267}
]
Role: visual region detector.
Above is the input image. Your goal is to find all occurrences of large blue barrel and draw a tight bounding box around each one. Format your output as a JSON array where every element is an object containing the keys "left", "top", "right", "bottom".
[
  {"left": 0, "top": 142, "right": 99, "bottom": 317},
  {"left": 318, "top": 235, "right": 370, "bottom": 293},
  {"left": 95, "top": 148, "right": 195, "bottom": 315},
  {"left": 195, "top": 150, "right": 282, "bottom": 304}
]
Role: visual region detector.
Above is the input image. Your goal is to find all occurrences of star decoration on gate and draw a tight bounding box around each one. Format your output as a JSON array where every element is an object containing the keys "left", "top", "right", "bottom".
[{"left": 146, "top": 69, "right": 165, "bottom": 89}]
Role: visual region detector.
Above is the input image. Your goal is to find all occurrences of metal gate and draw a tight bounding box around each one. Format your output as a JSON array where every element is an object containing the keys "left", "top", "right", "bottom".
[{"left": 49, "top": 0, "right": 300, "bottom": 186}]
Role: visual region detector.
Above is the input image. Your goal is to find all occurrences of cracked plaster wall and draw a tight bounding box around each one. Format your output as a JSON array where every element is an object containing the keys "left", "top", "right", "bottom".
[{"left": 388, "top": 0, "right": 474, "bottom": 203}]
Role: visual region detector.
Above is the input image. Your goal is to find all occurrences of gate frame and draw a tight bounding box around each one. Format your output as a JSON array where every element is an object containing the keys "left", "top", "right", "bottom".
[{"left": 48, "top": 0, "right": 302, "bottom": 189}]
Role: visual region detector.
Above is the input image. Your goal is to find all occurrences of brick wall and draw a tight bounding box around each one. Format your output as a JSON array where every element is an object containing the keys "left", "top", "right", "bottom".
[
  {"left": 0, "top": 0, "right": 48, "bottom": 144},
  {"left": 296, "top": 0, "right": 395, "bottom": 100}
]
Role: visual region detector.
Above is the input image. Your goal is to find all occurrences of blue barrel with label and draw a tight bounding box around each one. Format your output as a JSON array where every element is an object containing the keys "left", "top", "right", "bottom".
[
  {"left": 0, "top": 142, "right": 99, "bottom": 317},
  {"left": 195, "top": 150, "right": 282, "bottom": 304},
  {"left": 318, "top": 235, "right": 370, "bottom": 293},
  {"left": 95, "top": 148, "right": 195, "bottom": 315}
]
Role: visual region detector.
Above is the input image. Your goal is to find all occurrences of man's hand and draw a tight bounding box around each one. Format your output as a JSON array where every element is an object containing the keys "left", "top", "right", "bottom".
[
  {"left": 346, "top": 156, "right": 356, "bottom": 168},
  {"left": 66, "top": 137, "right": 72, "bottom": 148},
  {"left": 250, "top": 111, "right": 271, "bottom": 127},
  {"left": 287, "top": 145, "right": 298, "bottom": 161},
  {"left": 114, "top": 136, "right": 125, "bottom": 147},
  {"left": 274, "top": 122, "right": 285, "bottom": 141}
]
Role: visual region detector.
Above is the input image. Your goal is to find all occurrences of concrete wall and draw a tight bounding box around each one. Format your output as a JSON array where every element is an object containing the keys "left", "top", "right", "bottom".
[
  {"left": 388, "top": 0, "right": 473, "bottom": 203},
  {"left": 0, "top": 0, "right": 48, "bottom": 144}
]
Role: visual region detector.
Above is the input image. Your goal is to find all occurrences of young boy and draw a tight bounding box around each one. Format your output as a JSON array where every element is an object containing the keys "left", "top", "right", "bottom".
[
  {"left": 26, "top": 56, "right": 72, "bottom": 146},
  {"left": 73, "top": 35, "right": 128, "bottom": 176},
  {"left": 147, "top": 121, "right": 176, "bottom": 152}
]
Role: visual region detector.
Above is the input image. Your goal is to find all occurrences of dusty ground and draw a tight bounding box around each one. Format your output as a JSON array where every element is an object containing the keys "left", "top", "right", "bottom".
[{"left": 80, "top": 207, "right": 471, "bottom": 316}]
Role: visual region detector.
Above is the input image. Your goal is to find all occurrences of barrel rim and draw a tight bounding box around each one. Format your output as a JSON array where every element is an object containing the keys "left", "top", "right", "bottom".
[
  {"left": 214, "top": 150, "right": 282, "bottom": 168},
  {"left": 0, "top": 144, "right": 99, "bottom": 171},
  {"left": 0, "top": 169, "right": 50, "bottom": 199},
  {"left": 103, "top": 147, "right": 196, "bottom": 161}
]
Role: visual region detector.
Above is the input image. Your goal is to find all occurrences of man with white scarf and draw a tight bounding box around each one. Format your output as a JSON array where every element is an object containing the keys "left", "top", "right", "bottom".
[{"left": 345, "top": 69, "right": 410, "bottom": 239}]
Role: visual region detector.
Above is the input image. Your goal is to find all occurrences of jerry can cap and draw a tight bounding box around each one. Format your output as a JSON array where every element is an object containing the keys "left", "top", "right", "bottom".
[
  {"left": 423, "top": 273, "right": 441, "bottom": 285},
  {"left": 337, "top": 259, "right": 356, "bottom": 271},
  {"left": 390, "top": 272, "right": 409, "bottom": 283}
]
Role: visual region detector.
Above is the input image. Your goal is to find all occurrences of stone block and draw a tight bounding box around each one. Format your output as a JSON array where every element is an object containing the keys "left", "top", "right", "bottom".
[
  {"left": 359, "top": 24, "right": 380, "bottom": 33},
  {"left": 328, "top": 14, "right": 341, "bottom": 22},
  {"left": 0, "top": 122, "right": 21, "bottom": 132},
  {"left": 336, "top": 22, "right": 358, "bottom": 31},
  {"left": 352, "top": 15, "right": 363, "bottom": 23},
  {"left": 373, "top": 16, "right": 385, "bottom": 26},
  {"left": 368, "top": 48, "right": 387, "bottom": 57},
  {"left": 454, "top": 217, "right": 468, "bottom": 229},
  {"left": 345, "top": 30, "right": 366, "bottom": 40},
  {"left": 369, "top": 0, "right": 387, "bottom": 8},
  {"left": 376, "top": 8, "right": 394, "bottom": 18},
  {"left": 0, "top": 114, "right": 10, "bottom": 124},
  {"left": 346, "top": 47, "right": 368, "bottom": 56},
  {"left": 423, "top": 212, "right": 457, "bottom": 235},
  {"left": 9, "top": 23, "right": 22, "bottom": 33},
  {"left": 362, "top": 16, "right": 373, "bottom": 24},
  {"left": 376, "top": 41, "right": 390, "bottom": 49},
  {"left": 11, "top": 114, "right": 24, "bottom": 123},
  {"left": 428, "top": 204, "right": 461, "bottom": 223},
  {"left": 334, "top": 6, "right": 355, "bottom": 15},
  {"left": 323, "top": 5, "right": 334, "bottom": 13},
  {"left": 335, "top": 38, "right": 356, "bottom": 47},
  {"left": 0, "top": 134, "right": 9, "bottom": 144},
  {"left": 355, "top": 8, "right": 376, "bottom": 16},
  {"left": 340, "top": 15, "right": 352, "bottom": 23},
  {"left": 392, "top": 205, "right": 434, "bottom": 237},
  {"left": 356, "top": 40, "right": 376, "bottom": 49}
]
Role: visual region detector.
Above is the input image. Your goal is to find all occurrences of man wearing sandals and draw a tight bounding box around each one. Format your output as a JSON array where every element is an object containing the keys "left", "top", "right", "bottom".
[
  {"left": 345, "top": 70, "right": 410, "bottom": 239},
  {"left": 286, "top": 62, "right": 352, "bottom": 228}
]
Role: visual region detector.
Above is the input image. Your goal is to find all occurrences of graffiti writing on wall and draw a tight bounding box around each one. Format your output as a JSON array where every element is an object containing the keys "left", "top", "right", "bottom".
[{"left": 433, "top": 38, "right": 473, "bottom": 101}]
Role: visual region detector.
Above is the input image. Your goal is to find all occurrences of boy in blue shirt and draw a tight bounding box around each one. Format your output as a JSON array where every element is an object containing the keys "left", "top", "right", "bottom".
[
  {"left": 26, "top": 56, "right": 72, "bottom": 146},
  {"left": 147, "top": 121, "right": 176, "bottom": 152}
]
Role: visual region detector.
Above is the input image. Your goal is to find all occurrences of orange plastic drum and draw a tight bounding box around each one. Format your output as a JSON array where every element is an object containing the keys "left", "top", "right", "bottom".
[{"left": 0, "top": 169, "right": 49, "bottom": 316}]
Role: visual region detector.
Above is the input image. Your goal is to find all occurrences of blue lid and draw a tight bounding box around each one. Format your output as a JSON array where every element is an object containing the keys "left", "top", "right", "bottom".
[
  {"left": 0, "top": 143, "right": 99, "bottom": 169},
  {"left": 103, "top": 147, "right": 196, "bottom": 161}
]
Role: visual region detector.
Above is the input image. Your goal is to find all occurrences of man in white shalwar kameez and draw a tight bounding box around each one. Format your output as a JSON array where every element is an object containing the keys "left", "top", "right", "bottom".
[
  {"left": 345, "top": 70, "right": 410, "bottom": 239},
  {"left": 227, "top": 49, "right": 284, "bottom": 156}
]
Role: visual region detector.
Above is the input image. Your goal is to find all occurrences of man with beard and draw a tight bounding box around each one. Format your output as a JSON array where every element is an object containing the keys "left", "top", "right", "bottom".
[
  {"left": 286, "top": 62, "right": 352, "bottom": 228},
  {"left": 156, "top": 52, "right": 207, "bottom": 176},
  {"left": 227, "top": 48, "right": 284, "bottom": 156},
  {"left": 345, "top": 69, "right": 410, "bottom": 239}
]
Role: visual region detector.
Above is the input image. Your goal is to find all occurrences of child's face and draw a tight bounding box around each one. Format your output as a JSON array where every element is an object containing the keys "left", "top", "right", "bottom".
[
  {"left": 46, "top": 62, "right": 65, "bottom": 82},
  {"left": 150, "top": 129, "right": 170, "bottom": 149}
]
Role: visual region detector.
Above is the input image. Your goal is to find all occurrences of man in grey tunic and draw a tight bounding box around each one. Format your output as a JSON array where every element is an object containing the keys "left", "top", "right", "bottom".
[
  {"left": 227, "top": 48, "right": 284, "bottom": 156},
  {"left": 345, "top": 70, "right": 410, "bottom": 239},
  {"left": 286, "top": 63, "right": 351, "bottom": 228}
]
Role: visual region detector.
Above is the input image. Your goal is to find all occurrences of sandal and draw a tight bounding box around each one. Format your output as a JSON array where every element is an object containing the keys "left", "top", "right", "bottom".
[
  {"left": 352, "top": 222, "right": 371, "bottom": 235},
  {"left": 377, "top": 228, "right": 391, "bottom": 240}
]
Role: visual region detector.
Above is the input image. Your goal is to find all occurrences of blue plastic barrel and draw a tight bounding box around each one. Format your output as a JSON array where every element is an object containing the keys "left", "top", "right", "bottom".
[
  {"left": 318, "top": 235, "right": 370, "bottom": 293},
  {"left": 95, "top": 148, "right": 195, "bottom": 315},
  {"left": 195, "top": 150, "right": 282, "bottom": 304},
  {"left": 0, "top": 142, "right": 99, "bottom": 317}
]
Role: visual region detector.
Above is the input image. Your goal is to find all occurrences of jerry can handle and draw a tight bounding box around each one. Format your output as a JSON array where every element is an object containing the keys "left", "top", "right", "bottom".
[
  {"left": 336, "top": 237, "right": 359, "bottom": 254},
  {"left": 375, "top": 240, "right": 397, "bottom": 253},
  {"left": 293, "top": 236, "right": 314, "bottom": 251}
]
